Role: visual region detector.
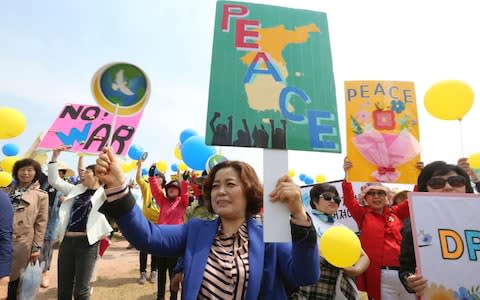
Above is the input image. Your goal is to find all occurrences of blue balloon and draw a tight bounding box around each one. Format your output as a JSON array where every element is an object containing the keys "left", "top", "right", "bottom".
[
  {"left": 2, "top": 143, "right": 19, "bottom": 156},
  {"left": 304, "top": 177, "right": 314, "bottom": 185},
  {"left": 128, "top": 144, "right": 143, "bottom": 160},
  {"left": 141, "top": 168, "right": 148, "bottom": 176},
  {"left": 181, "top": 136, "right": 216, "bottom": 170},
  {"left": 179, "top": 128, "right": 198, "bottom": 144},
  {"left": 171, "top": 163, "right": 178, "bottom": 172},
  {"left": 299, "top": 173, "right": 306, "bottom": 181}
]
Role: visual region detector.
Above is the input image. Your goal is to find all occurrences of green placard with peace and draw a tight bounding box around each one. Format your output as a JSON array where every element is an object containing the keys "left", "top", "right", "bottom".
[{"left": 205, "top": 1, "right": 341, "bottom": 152}]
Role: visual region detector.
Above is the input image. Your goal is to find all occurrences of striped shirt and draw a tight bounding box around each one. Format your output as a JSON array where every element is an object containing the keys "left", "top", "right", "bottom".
[{"left": 198, "top": 222, "right": 249, "bottom": 299}]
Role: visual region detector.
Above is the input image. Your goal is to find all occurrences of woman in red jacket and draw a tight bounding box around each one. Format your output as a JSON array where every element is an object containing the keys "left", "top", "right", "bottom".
[
  {"left": 148, "top": 165, "right": 189, "bottom": 300},
  {"left": 343, "top": 158, "right": 414, "bottom": 300}
]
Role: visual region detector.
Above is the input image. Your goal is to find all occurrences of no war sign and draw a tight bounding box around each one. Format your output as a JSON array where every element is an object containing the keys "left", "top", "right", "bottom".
[{"left": 39, "top": 103, "right": 143, "bottom": 155}]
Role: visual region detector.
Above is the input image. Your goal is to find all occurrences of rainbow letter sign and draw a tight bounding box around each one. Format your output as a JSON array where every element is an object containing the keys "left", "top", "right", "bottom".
[{"left": 205, "top": 2, "right": 341, "bottom": 152}]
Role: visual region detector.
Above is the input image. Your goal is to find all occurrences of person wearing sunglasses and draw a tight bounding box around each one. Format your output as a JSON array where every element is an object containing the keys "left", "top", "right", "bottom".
[
  {"left": 95, "top": 147, "right": 320, "bottom": 300},
  {"left": 343, "top": 158, "right": 413, "bottom": 300},
  {"left": 399, "top": 161, "right": 473, "bottom": 296},
  {"left": 293, "top": 183, "right": 370, "bottom": 300}
]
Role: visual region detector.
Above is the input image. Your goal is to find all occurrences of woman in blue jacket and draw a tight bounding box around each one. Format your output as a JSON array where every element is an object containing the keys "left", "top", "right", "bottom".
[
  {"left": 0, "top": 191, "right": 13, "bottom": 297},
  {"left": 96, "top": 147, "right": 320, "bottom": 300}
]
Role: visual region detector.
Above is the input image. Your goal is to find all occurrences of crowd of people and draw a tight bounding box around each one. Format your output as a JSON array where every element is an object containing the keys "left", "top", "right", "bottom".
[{"left": 0, "top": 145, "right": 479, "bottom": 299}]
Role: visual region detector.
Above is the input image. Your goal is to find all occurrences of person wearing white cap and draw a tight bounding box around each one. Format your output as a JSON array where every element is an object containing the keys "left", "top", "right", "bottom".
[{"left": 343, "top": 158, "right": 413, "bottom": 300}]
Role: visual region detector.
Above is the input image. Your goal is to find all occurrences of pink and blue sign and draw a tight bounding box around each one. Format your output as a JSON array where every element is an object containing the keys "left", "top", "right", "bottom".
[{"left": 38, "top": 103, "right": 143, "bottom": 155}]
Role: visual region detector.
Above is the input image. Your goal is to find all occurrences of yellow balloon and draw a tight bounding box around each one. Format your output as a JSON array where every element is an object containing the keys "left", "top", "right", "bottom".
[
  {"left": 0, "top": 171, "right": 13, "bottom": 187},
  {"left": 288, "top": 169, "right": 295, "bottom": 177},
  {"left": 174, "top": 145, "right": 182, "bottom": 160},
  {"left": 130, "top": 160, "right": 137, "bottom": 169},
  {"left": 121, "top": 162, "right": 131, "bottom": 173},
  {"left": 178, "top": 162, "right": 188, "bottom": 172},
  {"left": 468, "top": 152, "right": 480, "bottom": 169},
  {"left": 424, "top": 80, "right": 474, "bottom": 120},
  {"left": 0, "top": 107, "right": 27, "bottom": 139},
  {"left": 315, "top": 174, "right": 326, "bottom": 183},
  {"left": 121, "top": 161, "right": 137, "bottom": 173},
  {"left": 1, "top": 156, "right": 20, "bottom": 173},
  {"left": 319, "top": 226, "right": 361, "bottom": 268},
  {"left": 156, "top": 160, "right": 168, "bottom": 173}
]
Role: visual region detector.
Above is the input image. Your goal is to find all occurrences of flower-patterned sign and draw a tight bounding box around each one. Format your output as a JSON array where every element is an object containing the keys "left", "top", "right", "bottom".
[
  {"left": 344, "top": 81, "right": 421, "bottom": 183},
  {"left": 409, "top": 192, "right": 480, "bottom": 300}
]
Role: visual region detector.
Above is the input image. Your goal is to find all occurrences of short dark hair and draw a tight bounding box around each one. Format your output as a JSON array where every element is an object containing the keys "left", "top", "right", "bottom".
[
  {"left": 86, "top": 164, "right": 97, "bottom": 176},
  {"left": 309, "top": 183, "right": 339, "bottom": 210},
  {"left": 417, "top": 161, "right": 473, "bottom": 193},
  {"left": 156, "top": 172, "right": 166, "bottom": 189},
  {"left": 392, "top": 190, "right": 409, "bottom": 205},
  {"left": 202, "top": 160, "right": 263, "bottom": 216},
  {"left": 12, "top": 158, "right": 42, "bottom": 184}
]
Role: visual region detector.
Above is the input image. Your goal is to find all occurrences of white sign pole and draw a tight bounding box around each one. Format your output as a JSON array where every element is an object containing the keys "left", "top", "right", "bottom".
[
  {"left": 107, "top": 103, "right": 120, "bottom": 147},
  {"left": 263, "top": 149, "right": 290, "bottom": 242}
]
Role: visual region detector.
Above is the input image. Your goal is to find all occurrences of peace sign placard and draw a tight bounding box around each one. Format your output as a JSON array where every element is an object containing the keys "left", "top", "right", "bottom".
[{"left": 92, "top": 62, "right": 150, "bottom": 116}]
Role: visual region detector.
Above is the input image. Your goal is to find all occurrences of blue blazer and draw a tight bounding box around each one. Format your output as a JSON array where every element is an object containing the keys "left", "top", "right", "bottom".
[
  {"left": 0, "top": 191, "right": 13, "bottom": 278},
  {"left": 113, "top": 200, "right": 320, "bottom": 300}
]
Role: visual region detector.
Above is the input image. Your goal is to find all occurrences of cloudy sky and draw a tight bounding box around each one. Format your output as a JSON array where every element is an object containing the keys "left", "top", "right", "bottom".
[{"left": 1, "top": 0, "right": 479, "bottom": 183}]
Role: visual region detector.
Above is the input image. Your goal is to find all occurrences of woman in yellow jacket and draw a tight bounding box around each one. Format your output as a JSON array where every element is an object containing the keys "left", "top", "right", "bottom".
[{"left": 135, "top": 160, "right": 162, "bottom": 284}]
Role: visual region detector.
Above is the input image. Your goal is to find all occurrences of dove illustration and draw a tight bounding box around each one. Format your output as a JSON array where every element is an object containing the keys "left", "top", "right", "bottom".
[{"left": 111, "top": 69, "right": 134, "bottom": 96}]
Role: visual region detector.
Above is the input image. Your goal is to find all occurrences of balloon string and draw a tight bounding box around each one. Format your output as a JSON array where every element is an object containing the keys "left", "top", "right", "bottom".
[{"left": 459, "top": 119, "right": 464, "bottom": 158}]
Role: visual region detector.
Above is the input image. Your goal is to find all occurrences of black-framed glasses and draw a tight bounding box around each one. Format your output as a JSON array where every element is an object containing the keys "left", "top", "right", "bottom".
[
  {"left": 366, "top": 190, "right": 387, "bottom": 197},
  {"left": 319, "top": 192, "right": 341, "bottom": 204},
  {"left": 427, "top": 175, "right": 466, "bottom": 189}
]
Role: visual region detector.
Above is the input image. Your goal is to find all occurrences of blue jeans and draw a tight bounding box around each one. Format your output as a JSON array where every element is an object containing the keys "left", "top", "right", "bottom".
[
  {"left": 40, "top": 239, "right": 55, "bottom": 271},
  {"left": 57, "top": 236, "right": 98, "bottom": 300}
]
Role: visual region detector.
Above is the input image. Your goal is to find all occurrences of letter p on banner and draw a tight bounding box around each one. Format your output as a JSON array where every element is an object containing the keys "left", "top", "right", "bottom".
[{"left": 222, "top": 4, "right": 249, "bottom": 32}]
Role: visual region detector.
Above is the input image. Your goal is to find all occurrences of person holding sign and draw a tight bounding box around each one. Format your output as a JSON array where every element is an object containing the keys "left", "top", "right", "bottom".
[
  {"left": 399, "top": 161, "right": 474, "bottom": 296},
  {"left": 95, "top": 147, "right": 320, "bottom": 300},
  {"left": 48, "top": 147, "right": 112, "bottom": 300},
  {"left": 343, "top": 158, "right": 413, "bottom": 300},
  {"left": 293, "top": 183, "right": 370, "bottom": 300}
]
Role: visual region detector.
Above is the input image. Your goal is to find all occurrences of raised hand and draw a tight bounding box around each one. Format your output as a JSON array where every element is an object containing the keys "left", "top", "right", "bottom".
[
  {"left": 415, "top": 161, "right": 424, "bottom": 170},
  {"left": 51, "top": 145, "right": 68, "bottom": 162},
  {"left": 269, "top": 176, "right": 309, "bottom": 225},
  {"left": 343, "top": 157, "right": 353, "bottom": 179},
  {"left": 95, "top": 147, "right": 125, "bottom": 188},
  {"left": 458, "top": 157, "right": 478, "bottom": 182}
]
